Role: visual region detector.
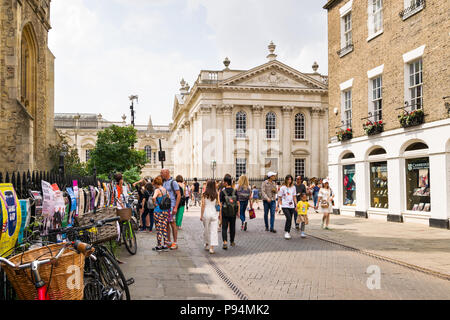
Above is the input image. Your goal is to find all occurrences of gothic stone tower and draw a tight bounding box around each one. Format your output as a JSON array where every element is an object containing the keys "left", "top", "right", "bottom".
[{"left": 0, "top": 0, "right": 57, "bottom": 172}]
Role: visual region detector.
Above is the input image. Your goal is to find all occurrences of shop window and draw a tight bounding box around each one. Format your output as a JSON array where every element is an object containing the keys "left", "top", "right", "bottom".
[
  {"left": 405, "top": 142, "right": 427, "bottom": 151},
  {"left": 370, "top": 161, "right": 388, "bottom": 208},
  {"left": 343, "top": 164, "right": 356, "bottom": 206},
  {"left": 369, "top": 148, "right": 386, "bottom": 156},
  {"left": 406, "top": 157, "right": 430, "bottom": 212},
  {"left": 342, "top": 152, "right": 355, "bottom": 159}
]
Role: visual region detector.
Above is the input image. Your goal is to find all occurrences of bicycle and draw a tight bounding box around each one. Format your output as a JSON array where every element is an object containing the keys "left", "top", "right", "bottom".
[
  {"left": 46, "top": 217, "right": 133, "bottom": 300},
  {"left": 0, "top": 241, "right": 93, "bottom": 300}
]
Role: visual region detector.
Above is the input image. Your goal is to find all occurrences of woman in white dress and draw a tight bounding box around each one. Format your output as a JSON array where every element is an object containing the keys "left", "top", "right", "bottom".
[
  {"left": 316, "top": 179, "right": 334, "bottom": 230},
  {"left": 200, "top": 180, "right": 221, "bottom": 254}
]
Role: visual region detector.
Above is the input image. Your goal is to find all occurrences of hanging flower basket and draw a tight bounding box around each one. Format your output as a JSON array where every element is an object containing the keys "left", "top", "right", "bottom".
[
  {"left": 363, "top": 120, "right": 384, "bottom": 136},
  {"left": 337, "top": 128, "right": 352, "bottom": 141},
  {"left": 398, "top": 109, "right": 424, "bottom": 128}
]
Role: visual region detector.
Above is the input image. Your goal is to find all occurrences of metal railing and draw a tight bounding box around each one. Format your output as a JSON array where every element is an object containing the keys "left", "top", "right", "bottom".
[{"left": 399, "top": 0, "right": 425, "bottom": 19}]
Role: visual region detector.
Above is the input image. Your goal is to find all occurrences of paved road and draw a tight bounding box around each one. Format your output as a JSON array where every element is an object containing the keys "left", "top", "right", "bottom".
[{"left": 122, "top": 205, "right": 450, "bottom": 300}]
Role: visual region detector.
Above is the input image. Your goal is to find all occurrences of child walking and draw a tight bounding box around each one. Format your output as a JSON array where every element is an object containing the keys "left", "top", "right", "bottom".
[{"left": 296, "top": 193, "right": 309, "bottom": 238}]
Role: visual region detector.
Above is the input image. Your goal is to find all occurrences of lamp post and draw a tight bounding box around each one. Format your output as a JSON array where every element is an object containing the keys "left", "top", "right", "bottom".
[
  {"left": 129, "top": 95, "right": 138, "bottom": 128},
  {"left": 211, "top": 160, "right": 217, "bottom": 180}
]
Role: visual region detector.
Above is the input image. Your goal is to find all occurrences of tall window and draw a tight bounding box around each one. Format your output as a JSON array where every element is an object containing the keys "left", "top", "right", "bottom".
[
  {"left": 372, "top": 76, "right": 382, "bottom": 121},
  {"left": 343, "top": 89, "right": 352, "bottom": 128},
  {"left": 145, "top": 146, "right": 152, "bottom": 162},
  {"left": 409, "top": 59, "right": 423, "bottom": 110},
  {"left": 153, "top": 152, "right": 157, "bottom": 164},
  {"left": 86, "top": 150, "right": 92, "bottom": 162},
  {"left": 295, "top": 159, "right": 305, "bottom": 178},
  {"left": 266, "top": 112, "right": 276, "bottom": 139},
  {"left": 236, "top": 158, "right": 246, "bottom": 178},
  {"left": 372, "top": 0, "right": 383, "bottom": 33},
  {"left": 20, "top": 24, "right": 37, "bottom": 115},
  {"left": 236, "top": 111, "right": 247, "bottom": 138},
  {"left": 343, "top": 13, "right": 352, "bottom": 47},
  {"left": 294, "top": 113, "right": 305, "bottom": 139}
]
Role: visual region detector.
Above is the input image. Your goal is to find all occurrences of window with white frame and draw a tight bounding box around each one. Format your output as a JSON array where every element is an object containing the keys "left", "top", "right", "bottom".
[
  {"left": 368, "top": 0, "right": 383, "bottom": 38},
  {"left": 401, "top": 0, "right": 425, "bottom": 20},
  {"left": 145, "top": 146, "right": 152, "bottom": 162},
  {"left": 153, "top": 152, "right": 156, "bottom": 164},
  {"left": 85, "top": 149, "right": 92, "bottom": 162},
  {"left": 343, "top": 13, "right": 352, "bottom": 48},
  {"left": 265, "top": 112, "right": 276, "bottom": 139},
  {"left": 236, "top": 111, "right": 247, "bottom": 138},
  {"left": 295, "top": 159, "right": 305, "bottom": 179},
  {"left": 371, "top": 76, "right": 382, "bottom": 121},
  {"left": 236, "top": 158, "right": 246, "bottom": 178},
  {"left": 294, "top": 113, "right": 305, "bottom": 139},
  {"left": 408, "top": 59, "right": 423, "bottom": 110},
  {"left": 342, "top": 89, "right": 352, "bottom": 128}
]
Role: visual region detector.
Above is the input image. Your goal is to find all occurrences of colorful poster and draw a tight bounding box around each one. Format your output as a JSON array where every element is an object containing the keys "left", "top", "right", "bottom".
[
  {"left": 41, "top": 180, "right": 55, "bottom": 236},
  {"left": 0, "top": 184, "right": 22, "bottom": 257},
  {"left": 73, "top": 181, "right": 79, "bottom": 217},
  {"left": 66, "top": 187, "right": 77, "bottom": 226},
  {"left": 51, "top": 184, "right": 66, "bottom": 243},
  {"left": 18, "top": 199, "right": 29, "bottom": 244}
]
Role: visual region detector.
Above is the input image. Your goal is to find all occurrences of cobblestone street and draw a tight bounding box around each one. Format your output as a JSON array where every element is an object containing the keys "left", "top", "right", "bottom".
[{"left": 120, "top": 205, "right": 450, "bottom": 300}]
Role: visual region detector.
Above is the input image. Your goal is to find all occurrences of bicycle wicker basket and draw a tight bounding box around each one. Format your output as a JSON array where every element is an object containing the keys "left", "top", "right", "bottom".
[
  {"left": 75, "top": 207, "right": 119, "bottom": 244},
  {"left": 116, "top": 208, "right": 132, "bottom": 222},
  {"left": 1, "top": 243, "right": 85, "bottom": 300}
]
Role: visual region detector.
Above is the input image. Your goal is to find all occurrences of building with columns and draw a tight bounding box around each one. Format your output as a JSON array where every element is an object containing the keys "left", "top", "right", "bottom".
[
  {"left": 170, "top": 42, "right": 329, "bottom": 180},
  {"left": 54, "top": 113, "right": 173, "bottom": 178}
]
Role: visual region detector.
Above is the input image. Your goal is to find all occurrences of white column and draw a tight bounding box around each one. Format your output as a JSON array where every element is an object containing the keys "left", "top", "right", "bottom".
[
  {"left": 251, "top": 105, "right": 263, "bottom": 178},
  {"left": 355, "top": 160, "right": 370, "bottom": 215},
  {"left": 429, "top": 154, "right": 449, "bottom": 221},
  {"left": 223, "top": 105, "right": 234, "bottom": 176},
  {"left": 387, "top": 157, "right": 404, "bottom": 219},
  {"left": 199, "top": 104, "right": 212, "bottom": 178},
  {"left": 281, "top": 106, "right": 293, "bottom": 177},
  {"left": 310, "top": 107, "right": 321, "bottom": 177}
]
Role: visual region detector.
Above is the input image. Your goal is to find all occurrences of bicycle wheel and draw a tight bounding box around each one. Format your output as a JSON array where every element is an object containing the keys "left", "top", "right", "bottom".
[
  {"left": 122, "top": 221, "right": 137, "bottom": 255},
  {"left": 95, "top": 246, "right": 130, "bottom": 300}
]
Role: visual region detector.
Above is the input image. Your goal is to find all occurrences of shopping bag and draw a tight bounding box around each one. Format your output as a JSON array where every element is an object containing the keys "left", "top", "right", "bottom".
[{"left": 249, "top": 208, "right": 256, "bottom": 219}]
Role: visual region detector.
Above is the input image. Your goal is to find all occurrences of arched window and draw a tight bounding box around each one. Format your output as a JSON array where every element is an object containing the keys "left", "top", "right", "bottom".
[
  {"left": 85, "top": 150, "right": 92, "bottom": 162},
  {"left": 145, "top": 146, "right": 152, "bottom": 161},
  {"left": 294, "top": 113, "right": 305, "bottom": 139},
  {"left": 342, "top": 152, "right": 355, "bottom": 159},
  {"left": 236, "top": 111, "right": 247, "bottom": 138},
  {"left": 266, "top": 112, "right": 276, "bottom": 139},
  {"left": 20, "top": 24, "right": 37, "bottom": 116}
]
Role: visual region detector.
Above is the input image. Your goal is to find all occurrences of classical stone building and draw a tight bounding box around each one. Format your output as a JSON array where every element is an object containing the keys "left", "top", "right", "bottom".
[
  {"left": 170, "top": 43, "right": 329, "bottom": 180},
  {"left": 0, "top": 0, "right": 58, "bottom": 172},
  {"left": 54, "top": 113, "right": 173, "bottom": 178},
  {"left": 324, "top": 0, "right": 450, "bottom": 228}
]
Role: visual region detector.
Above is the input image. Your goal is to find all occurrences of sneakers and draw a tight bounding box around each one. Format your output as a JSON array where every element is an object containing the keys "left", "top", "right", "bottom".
[
  {"left": 324, "top": 226, "right": 331, "bottom": 230},
  {"left": 222, "top": 242, "right": 228, "bottom": 250},
  {"left": 244, "top": 222, "right": 247, "bottom": 231},
  {"left": 265, "top": 227, "right": 269, "bottom": 232},
  {"left": 295, "top": 224, "right": 300, "bottom": 230},
  {"left": 231, "top": 242, "right": 236, "bottom": 247},
  {"left": 270, "top": 229, "right": 277, "bottom": 233},
  {"left": 241, "top": 224, "right": 244, "bottom": 231},
  {"left": 153, "top": 246, "right": 167, "bottom": 252},
  {"left": 170, "top": 243, "right": 178, "bottom": 250},
  {"left": 284, "top": 232, "right": 291, "bottom": 240},
  {"left": 204, "top": 244, "right": 209, "bottom": 251},
  {"left": 301, "top": 232, "right": 306, "bottom": 238},
  {"left": 162, "top": 245, "right": 169, "bottom": 251},
  {"left": 209, "top": 248, "right": 215, "bottom": 254}
]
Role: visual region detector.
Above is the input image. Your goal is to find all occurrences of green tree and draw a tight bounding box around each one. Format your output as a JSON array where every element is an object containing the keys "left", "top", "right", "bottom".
[
  {"left": 48, "top": 137, "right": 87, "bottom": 176},
  {"left": 88, "top": 125, "right": 147, "bottom": 176}
]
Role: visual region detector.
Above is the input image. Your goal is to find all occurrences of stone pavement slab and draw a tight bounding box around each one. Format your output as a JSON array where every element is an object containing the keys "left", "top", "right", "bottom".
[{"left": 306, "top": 210, "right": 450, "bottom": 276}]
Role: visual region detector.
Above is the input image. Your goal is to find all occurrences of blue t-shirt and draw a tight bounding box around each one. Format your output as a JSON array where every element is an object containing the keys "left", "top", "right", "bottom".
[{"left": 163, "top": 178, "right": 180, "bottom": 209}]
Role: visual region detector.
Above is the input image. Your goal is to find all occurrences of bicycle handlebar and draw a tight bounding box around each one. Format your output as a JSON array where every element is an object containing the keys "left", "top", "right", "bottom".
[{"left": 46, "top": 216, "right": 120, "bottom": 236}]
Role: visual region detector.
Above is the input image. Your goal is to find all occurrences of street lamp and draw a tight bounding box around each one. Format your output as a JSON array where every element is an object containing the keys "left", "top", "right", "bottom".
[
  {"left": 211, "top": 160, "right": 217, "bottom": 180},
  {"left": 129, "top": 95, "right": 138, "bottom": 128}
]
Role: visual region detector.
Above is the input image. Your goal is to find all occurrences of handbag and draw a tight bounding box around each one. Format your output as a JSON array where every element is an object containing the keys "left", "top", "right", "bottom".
[
  {"left": 215, "top": 204, "right": 221, "bottom": 212},
  {"left": 249, "top": 208, "right": 256, "bottom": 219},
  {"left": 320, "top": 200, "right": 329, "bottom": 209}
]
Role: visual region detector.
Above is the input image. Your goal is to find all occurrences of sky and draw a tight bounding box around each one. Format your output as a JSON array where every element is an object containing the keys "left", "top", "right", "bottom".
[{"left": 49, "top": 0, "right": 328, "bottom": 126}]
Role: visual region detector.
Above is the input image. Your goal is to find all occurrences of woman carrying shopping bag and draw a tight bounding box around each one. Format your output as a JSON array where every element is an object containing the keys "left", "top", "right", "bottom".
[
  {"left": 200, "top": 180, "right": 221, "bottom": 254},
  {"left": 236, "top": 175, "right": 252, "bottom": 231}
]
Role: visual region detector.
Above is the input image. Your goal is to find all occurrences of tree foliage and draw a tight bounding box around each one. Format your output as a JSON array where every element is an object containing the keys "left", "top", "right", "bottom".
[
  {"left": 48, "top": 137, "right": 87, "bottom": 176},
  {"left": 87, "top": 125, "right": 147, "bottom": 176}
]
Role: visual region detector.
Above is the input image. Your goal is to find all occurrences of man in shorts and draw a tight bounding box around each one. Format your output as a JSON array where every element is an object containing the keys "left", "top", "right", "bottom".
[{"left": 161, "top": 169, "right": 181, "bottom": 250}]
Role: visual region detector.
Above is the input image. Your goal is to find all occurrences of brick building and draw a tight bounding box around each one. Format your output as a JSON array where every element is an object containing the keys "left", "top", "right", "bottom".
[
  {"left": 324, "top": 0, "right": 450, "bottom": 228},
  {"left": 0, "top": 0, "right": 58, "bottom": 172}
]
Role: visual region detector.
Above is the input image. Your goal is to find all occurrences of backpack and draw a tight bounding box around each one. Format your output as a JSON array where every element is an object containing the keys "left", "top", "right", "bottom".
[
  {"left": 221, "top": 188, "right": 238, "bottom": 217},
  {"left": 237, "top": 186, "right": 251, "bottom": 201},
  {"left": 178, "top": 184, "right": 186, "bottom": 207},
  {"left": 146, "top": 191, "right": 155, "bottom": 210},
  {"left": 158, "top": 188, "right": 172, "bottom": 211}
]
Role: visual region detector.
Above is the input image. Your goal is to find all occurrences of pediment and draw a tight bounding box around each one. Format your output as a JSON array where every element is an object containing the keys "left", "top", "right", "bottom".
[{"left": 220, "top": 60, "right": 327, "bottom": 90}]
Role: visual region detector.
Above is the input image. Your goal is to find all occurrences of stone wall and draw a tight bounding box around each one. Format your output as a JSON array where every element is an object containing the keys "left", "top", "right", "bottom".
[
  {"left": 0, "top": 0, "right": 56, "bottom": 172},
  {"left": 326, "top": 0, "right": 450, "bottom": 140}
]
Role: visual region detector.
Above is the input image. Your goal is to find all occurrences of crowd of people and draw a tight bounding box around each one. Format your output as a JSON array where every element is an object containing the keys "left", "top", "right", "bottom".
[{"left": 131, "top": 169, "right": 334, "bottom": 254}]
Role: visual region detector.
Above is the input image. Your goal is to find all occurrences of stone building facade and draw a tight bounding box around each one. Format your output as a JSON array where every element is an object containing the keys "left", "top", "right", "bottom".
[
  {"left": 324, "top": 0, "right": 450, "bottom": 228},
  {"left": 0, "top": 0, "right": 57, "bottom": 172},
  {"left": 54, "top": 113, "right": 173, "bottom": 178},
  {"left": 170, "top": 43, "right": 329, "bottom": 180}
]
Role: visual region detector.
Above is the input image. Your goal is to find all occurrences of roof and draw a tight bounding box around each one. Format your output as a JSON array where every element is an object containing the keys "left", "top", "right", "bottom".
[{"left": 323, "top": 0, "right": 343, "bottom": 10}]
